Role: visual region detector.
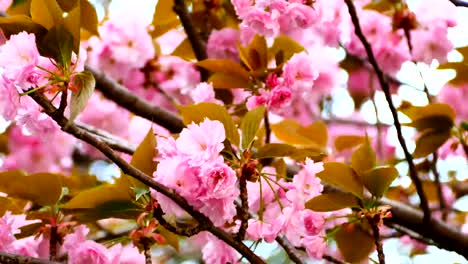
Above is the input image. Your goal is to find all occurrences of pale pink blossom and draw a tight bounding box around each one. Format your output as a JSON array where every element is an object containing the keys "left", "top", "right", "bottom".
[
  {"left": 207, "top": 28, "right": 240, "bottom": 62},
  {"left": 191, "top": 82, "right": 222, "bottom": 104},
  {"left": 202, "top": 235, "right": 240, "bottom": 264},
  {"left": 301, "top": 234, "right": 327, "bottom": 258},
  {"left": 282, "top": 52, "right": 319, "bottom": 91}
]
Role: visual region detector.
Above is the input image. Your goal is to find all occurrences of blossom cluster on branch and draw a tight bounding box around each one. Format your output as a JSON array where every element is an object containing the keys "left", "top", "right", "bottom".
[{"left": 0, "top": 0, "right": 467, "bottom": 263}]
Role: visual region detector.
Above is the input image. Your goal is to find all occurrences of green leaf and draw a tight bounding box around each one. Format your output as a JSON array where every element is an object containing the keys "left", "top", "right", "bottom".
[
  {"left": 38, "top": 24, "right": 74, "bottom": 69},
  {"left": 208, "top": 72, "right": 251, "bottom": 89},
  {"left": 63, "top": 3, "right": 81, "bottom": 53},
  {"left": 335, "top": 224, "right": 375, "bottom": 263},
  {"left": 196, "top": 59, "right": 250, "bottom": 80},
  {"left": 404, "top": 115, "right": 454, "bottom": 132},
  {"left": 317, "top": 162, "right": 364, "bottom": 199},
  {"left": 61, "top": 184, "right": 131, "bottom": 209},
  {"left": 79, "top": 0, "right": 99, "bottom": 35},
  {"left": 271, "top": 119, "right": 324, "bottom": 149},
  {"left": 56, "top": 0, "right": 78, "bottom": 11},
  {"left": 178, "top": 103, "right": 240, "bottom": 146},
  {"left": 268, "top": 35, "right": 305, "bottom": 65},
  {"left": 438, "top": 46, "right": 468, "bottom": 85},
  {"left": 305, "top": 192, "right": 359, "bottom": 212},
  {"left": 363, "top": 0, "right": 395, "bottom": 13},
  {"left": 256, "top": 143, "right": 297, "bottom": 159},
  {"left": 15, "top": 222, "right": 43, "bottom": 239},
  {"left": 334, "top": 135, "right": 365, "bottom": 152},
  {"left": 0, "top": 197, "right": 25, "bottom": 216},
  {"left": 297, "top": 121, "right": 328, "bottom": 149},
  {"left": 0, "top": 15, "right": 47, "bottom": 39},
  {"left": 30, "top": 0, "right": 63, "bottom": 30},
  {"left": 69, "top": 70, "right": 95, "bottom": 122},
  {"left": 351, "top": 137, "right": 376, "bottom": 175},
  {"left": 256, "top": 143, "right": 323, "bottom": 161},
  {"left": 361, "top": 166, "right": 398, "bottom": 197},
  {"left": 120, "top": 128, "right": 156, "bottom": 193},
  {"left": 68, "top": 200, "right": 143, "bottom": 222},
  {"left": 413, "top": 129, "right": 451, "bottom": 158},
  {"left": 240, "top": 106, "right": 265, "bottom": 150},
  {"left": 401, "top": 103, "right": 456, "bottom": 126},
  {"left": 248, "top": 35, "right": 268, "bottom": 71},
  {"left": 171, "top": 37, "right": 196, "bottom": 61},
  {"left": 151, "top": 0, "right": 180, "bottom": 38},
  {"left": 0, "top": 171, "right": 62, "bottom": 206},
  {"left": 157, "top": 225, "right": 179, "bottom": 251},
  {"left": 7, "top": 0, "right": 31, "bottom": 15}
]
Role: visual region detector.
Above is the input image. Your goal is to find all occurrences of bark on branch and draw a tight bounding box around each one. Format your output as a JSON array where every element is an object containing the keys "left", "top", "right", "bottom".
[{"left": 0, "top": 252, "right": 61, "bottom": 264}]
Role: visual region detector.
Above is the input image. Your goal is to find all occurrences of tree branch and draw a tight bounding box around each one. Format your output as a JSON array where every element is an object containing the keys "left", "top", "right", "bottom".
[
  {"left": 449, "top": 0, "right": 468, "bottom": 7},
  {"left": 275, "top": 235, "right": 305, "bottom": 264},
  {"left": 382, "top": 198, "right": 468, "bottom": 259},
  {"left": 343, "top": 0, "right": 431, "bottom": 222},
  {"left": 28, "top": 92, "right": 265, "bottom": 264},
  {"left": 85, "top": 65, "right": 185, "bottom": 134},
  {"left": 75, "top": 121, "right": 136, "bottom": 154},
  {"left": 0, "top": 252, "right": 61, "bottom": 264}
]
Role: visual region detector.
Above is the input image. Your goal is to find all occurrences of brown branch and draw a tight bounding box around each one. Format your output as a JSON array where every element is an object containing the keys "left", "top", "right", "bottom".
[
  {"left": 367, "top": 216, "right": 385, "bottom": 264},
  {"left": 0, "top": 252, "right": 61, "bottom": 264},
  {"left": 344, "top": 0, "right": 431, "bottom": 222},
  {"left": 449, "top": 0, "right": 468, "bottom": 7},
  {"left": 75, "top": 121, "right": 136, "bottom": 154},
  {"left": 323, "top": 254, "right": 348, "bottom": 264},
  {"left": 173, "top": 0, "right": 209, "bottom": 80},
  {"left": 153, "top": 205, "right": 203, "bottom": 237},
  {"left": 382, "top": 198, "right": 468, "bottom": 259},
  {"left": 236, "top": 174, "right": 249, "bottom": 241},
  {"left": 85, "top": 65, "right": 185, "bottom": 134},
  {"left": 49, "top": 225, "right": 58, "bottom": 262},
  {"left": 275, "top": 235, "right": 305, "bottom": 264},
  {"left": 28, "top": 92, "right": 265, "bottom": 264}
]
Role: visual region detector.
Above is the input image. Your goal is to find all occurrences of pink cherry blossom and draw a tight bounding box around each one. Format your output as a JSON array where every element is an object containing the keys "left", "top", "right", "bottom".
[
  {"left": 207, "top": 28, "right": 240, "bottom": 62},
  {"left": 191, "top": 82, "right": 222, "bottom": 104},
  {"left": 282, "top": 52, "right": 319, "bottom": 91}
]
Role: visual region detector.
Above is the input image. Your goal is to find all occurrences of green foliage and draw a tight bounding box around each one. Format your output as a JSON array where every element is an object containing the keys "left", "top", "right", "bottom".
[
  {"left": 401, "top": 103, "right": 455, "bottom": 158},
  {"left": 69, "top": 70, "right": 95, "bottom": 121},
  {"left": 305, "top": 192, "right": 359, "bottom": 212},
  {"left": 438, "top": 46, "right": 468, "bottom": 85},
  {"left": 240, "top": 106, "right": 265, "bottom": 150},
  {"left": 335, "top": 224, "right": 375, "bottom": 263},
  {"left": 271, "top": 119, "right": 328, "bottom": 151},
  {"left": 0, "top": 170, "right": 63, "bottom": 206},
  {"left": 268, "top": 35, "right": 305, "bottom": 66},
  {"left": 178, "top": 102, "right": 240, "bottom": 146},
  {"left": 256, "top": 143, "right": 324, "bottom": 161},
  {"left": 196, "top": 59, "right": 251, "bottom": 89},
  {"left": 151, "top": 0, "right": 180, "bottom": 38},
  {"left": 351, "top": 137, "right": 376, "bottom": 174},
  {"left": 317, "top": 162, "right": 364, "bottom": 199},
  {"left": 0, "top": 15, "right": 47, "bottom": 38},
  {"left": 361, "top": 166, "right": 398, "bottom": 197},
  {"left": 334, "top": 135, "right": 365, "bottom": 152},
  {"left": 239, "top": 35, "right": 268, "bottom": 72}
]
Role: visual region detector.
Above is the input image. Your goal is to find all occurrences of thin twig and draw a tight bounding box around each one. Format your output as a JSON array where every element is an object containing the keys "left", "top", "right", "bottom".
[
  {"left": 236, "top": 173, "right": 249, "bottom": 241},
  {"left": 449, "top": 0, "right": 468, "bottom": 7},
  {"left": 323, "top": 254, "right": 348, "bottom": 264},
  {"left": 173, "top": 0, "right": 209, "bottom": 80},
  {"left": 367, "top": 216, "right": 385, "bottom": 264},
  {"left": 153, "top": 205, "right": 203, "bottom": 237},
  {"left": 0, "top": 252, "right": 61, "bottom": 264},
  {"left": 344, "top": 0, "right": 431, "bottom": 222},
  {"left": 28, "top": 92, "right": 266, "bottom": 264},
  {"left": 75, "top": 121, "right": 136, "bottom": 154},
  {"left": 85, "top": 65, "right": 185, "bottom": 134},
  {"left": 275, "top": 235, "right": 305, "bottom": 264},
  {"left": 49, "top": 225, "right": 58, "bottom": 262}
]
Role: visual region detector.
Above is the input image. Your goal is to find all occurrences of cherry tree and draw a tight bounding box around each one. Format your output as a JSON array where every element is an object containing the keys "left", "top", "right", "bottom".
[{"left": 0, "top": 0, "right": 467, "bottom": 263}]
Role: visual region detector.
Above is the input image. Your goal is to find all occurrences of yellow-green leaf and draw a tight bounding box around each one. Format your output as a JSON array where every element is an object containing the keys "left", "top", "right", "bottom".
[
  {"left": 271, "top": 119, "right": 323, "bottom": 149},
  {"left": 404, "top": 115, "right": 454, "bottom": 132},
  {"left": 361, "top": 166, "right": 398, "bottom": 197},
  {"left": 61, "top": 184, "right": 131, "bottom": 209},
  {"left": 69, "top": 200, "right": 142, "bottom": 222},
  {"left": 335, "top": 225, "right": 375, "bottom": 263},
  {"left": 0, "top": 171, "right": 62, "bottom": 206},
  {"left": 334, "top": 135, "right": 365, "bottom": 152},
  {"left": 297, "top": 121, "right": 328, "bottom": 149},
  {"left": 0, "top": 197, "right": 25, "bottom": 216},
  {"left": 413, "top": 129, "right": 451, "bottom": 158},
  {"left": 38, "top": 24, "right": 74, "bottom": 69},
  {"left": 209, "top": 72, "right": 251, "bottom": 89},
  {"left": 268, "top": 35, "right": 305, "bottom": 65},
  {"left": 305, "top": 192, "right": 359, "bottom": 212},
  {"left": 248, "top": 35, "right": 268, "bottom": 70},
  {"left": 63, "top": 3, "right": 80, "bottom": 53},
  {"left": 196, "top": 59, "right": 250, "bottom": 80},
  {"left": 256, "top": 143, "right": 297, "bottom": 159},
  {"left": 171, "top": 37, "right": 196, "bottom": 61},
  {"left": 178, "top": 103, "right": 240, "bottom": 146},
  {"left": 151, "top": 0, "right": 180, "bottom": 38},
  {"left": 364, "top": 0, "right": 394, "bottom": 13},
  {"left": 240, "top": 106, "right": 265, "bottom": 150},
  {"left": 351, "top": 137, "right": 376, "bottom": 175},
  {"left": 7, "top": 0, "right": 31, "bottom": 16},
  {"left": 30, "top": 0, "right": 63, "bottom": 29},
  {"left": 69, "top": 70, "right": 95, "bottom": 122},
  {"left": 317, "top": 162, "right": 364, "bottom": 199},
  {"left": 158, "top": 225, "right": 179, "bottom": 251},
  {"left": 438, "top": 46, "right": 468, "bottom": 85},
  {"left": 80, "top": 0, "right": 99, "bottom": 35},
  {"left": 0, "top": 15, "right": 47, "bottom": 39},
  {"left": 122, "top": 128, "right": 156, "bottom": 191},
  {"left": 401, "top": 103, "right": 456, "bottom": 125}
]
